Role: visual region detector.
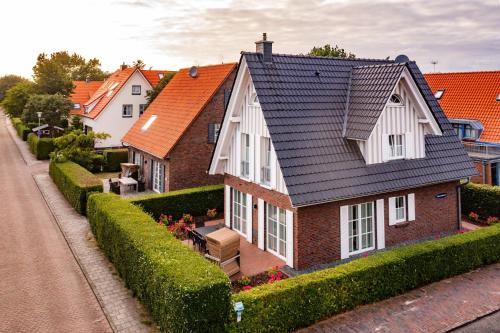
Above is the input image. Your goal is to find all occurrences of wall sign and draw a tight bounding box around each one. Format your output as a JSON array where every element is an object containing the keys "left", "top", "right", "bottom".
[{"left": 435, "top": 193, "right": 448, "bottom": 199}]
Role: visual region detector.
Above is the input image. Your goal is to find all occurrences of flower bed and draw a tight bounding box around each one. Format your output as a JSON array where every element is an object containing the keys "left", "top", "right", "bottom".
[{"left": 232, "top": 267, "right": 288, "bottom": 293}]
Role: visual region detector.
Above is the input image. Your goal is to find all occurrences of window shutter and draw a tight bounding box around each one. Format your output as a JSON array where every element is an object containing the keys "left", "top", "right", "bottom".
[
  {"left": 405, "top": 132, "right": 414, "bottom": 159},
  {"left": 208, "top": 123, "right": 215, "bottom": 143},
  {"left": 340, "top": 205, "right": 349, "bottom": 259},
  {"left": 382, "top": 134, "right": 390, "bottom": 162},
  {"left": 285, "top": 210, "right": 294, "bottom": 268},
  {"left": 388, "top": 197, "right": 396, "bottom": 225},
  {"left": 161, "top": 165, "right": 166, "bottom": 192},
  {"left": 376, "top": 199, "right": 385, "bottom": 249},
  {"left": 246, "top": 194, "right": 253, "bottom": 243},
  {"left": 225, "top": 185, "right": 231, "bottom": 227},
  {"left": 408, "top": 193, "right": 416, "bottom": 221},
  {"left": 257, "top": 199, "right": 265, "bottom": 250}
]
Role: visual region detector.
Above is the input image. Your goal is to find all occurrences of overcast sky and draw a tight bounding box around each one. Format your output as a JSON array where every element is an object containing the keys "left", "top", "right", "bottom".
[{"left": 1, "top": 0, "right": 499, "bottom": 78}]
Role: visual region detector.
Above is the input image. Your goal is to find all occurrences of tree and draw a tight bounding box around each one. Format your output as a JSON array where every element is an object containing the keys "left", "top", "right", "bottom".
[
  {"left": 1, "top": 81, "right": 38, "bottom": 118},
  {"left": 132, "top": 59, "right": 146, "bottom": 69},
  {"left": 70, "top": 115, "right": 83, "bottom": 131},
  {"left": 308, "top": 44, "right": 356, "bottom": 59},
  {"left": 32, "top": 51, "right": 107, "bottom": 95},
  {"left": 0, "top": 75, "right": 28, "bottom": 101},
  {"left": 22, "top": 94, "right": 73, "bottom": 128},
  {"left": 51, "top": 130, "right": 110, "bottom": 171},
  {"left": 145, "top": 72, "right": 176, "bottom": 108}
]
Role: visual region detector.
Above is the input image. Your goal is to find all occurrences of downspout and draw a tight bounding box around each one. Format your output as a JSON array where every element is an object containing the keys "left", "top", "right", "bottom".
[{"left": 457, "top": 177, "right": 470, "bottom": 230}]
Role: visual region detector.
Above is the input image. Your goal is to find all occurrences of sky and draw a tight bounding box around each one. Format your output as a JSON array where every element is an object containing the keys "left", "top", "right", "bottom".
[{"left": 1, "top": 0, "right": 499, "bottom": 78}]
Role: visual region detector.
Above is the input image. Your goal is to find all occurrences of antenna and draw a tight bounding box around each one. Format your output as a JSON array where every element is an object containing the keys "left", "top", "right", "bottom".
[{"left": 431, "top": 60, "right": 438, "bottom": 72}]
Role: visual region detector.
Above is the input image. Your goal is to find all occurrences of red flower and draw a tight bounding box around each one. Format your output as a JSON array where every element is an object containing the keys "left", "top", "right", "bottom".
[{"left": 242, "top": 285, "right": 252, "bottom": 290}]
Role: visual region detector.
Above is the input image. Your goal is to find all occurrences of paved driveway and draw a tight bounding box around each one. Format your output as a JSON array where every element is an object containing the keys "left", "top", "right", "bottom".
[{"left": 0, "top": 113, "right": 112, "bottom": 333}]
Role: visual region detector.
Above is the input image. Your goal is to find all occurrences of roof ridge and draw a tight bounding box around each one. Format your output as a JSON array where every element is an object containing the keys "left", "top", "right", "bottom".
[
  {"left": 242, "top": 51, "right": 394, "bottom": 63},
  {"left": 424, "top": 70, "right": 500, "bottom": 75},
  {"left": 179, "top": 62, "right": 238, "bottom": 71},
  {"left": 353, "top": 62, "right": 406, "bottom": 69}
]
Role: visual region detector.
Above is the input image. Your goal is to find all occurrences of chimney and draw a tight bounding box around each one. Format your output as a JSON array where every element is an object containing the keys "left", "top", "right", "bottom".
[
  {"left": 120, "top": 62, "right": 128, "bottom": 70},
  {"left": 255, "top": 33, "right": 273, "bottom": 63}
]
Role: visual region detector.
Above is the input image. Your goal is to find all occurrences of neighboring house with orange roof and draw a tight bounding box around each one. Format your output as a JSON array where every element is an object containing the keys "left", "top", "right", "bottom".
[
  {"left": 81, "top": 65, "right": 173, "bottom": 148},
  {"left": 122, "top": 63, "right": 237, "bottom": 193},
  {"left": 69, "top": 80, "right": 103, "bottom": 116},
  {"left": 425, "top": 71, "right": 500, "bottom": 185}
]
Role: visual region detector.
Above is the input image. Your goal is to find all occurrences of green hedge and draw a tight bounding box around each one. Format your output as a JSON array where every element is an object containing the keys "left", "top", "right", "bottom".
[
  {"left": 103, "top": 148, "right": 129, "bottom": 172},
  {"left": 461, "top": 183, "right": 500, "bottom": 219},
  {"left": 231, "top": 224, "right": 500, "bottom": 332},
  {"left": 128, "top": 184, "right": 224, "bottom": 220},
  {"left": 27, "top": 133, "right": 54, "bottom": 160},
  {"left": 49, "top": 161, "right": 103, "bottom": 214},
  {"left": 13, "top": 118, "right": 31, "bottom": 140},
  {"left": 87, "top": 193, "right": 231, "bottom": 332}
]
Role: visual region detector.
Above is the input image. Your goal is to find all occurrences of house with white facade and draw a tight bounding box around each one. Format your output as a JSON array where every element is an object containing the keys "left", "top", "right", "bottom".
[
  {"left": 81, "top": 66, "right": 172, "bottom": 148},
  {"left": 209, "top": 34, "right": 477, "bottom": 271}
]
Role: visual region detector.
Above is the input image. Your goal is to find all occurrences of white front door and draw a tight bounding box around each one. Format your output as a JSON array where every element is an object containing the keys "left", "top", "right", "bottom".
[
  {"left": 266, "top": 203, "right": 287, "bottom": 260},
  {"left": 152, "top": 160, "right": 163, "bottom": 193}
]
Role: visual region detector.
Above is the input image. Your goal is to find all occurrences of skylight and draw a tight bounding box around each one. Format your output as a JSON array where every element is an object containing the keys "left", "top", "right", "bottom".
[
  {"left": 109, "top": 82, "right": 119, "bottom": 90},
  {"left": 496, "top": 93, "right": 500, "bottom": 101},
  {"left": 434, "top": 89, "right": 445, "bottom": 99},
  {"left": 74, "top": 103, "right": 80, "bottom": 109},
  {"left": 141, "top": 115, "right": 157, "bottom": 131},
  {"left": 158, "top": 73, "right": 164, "bottom": 79}
]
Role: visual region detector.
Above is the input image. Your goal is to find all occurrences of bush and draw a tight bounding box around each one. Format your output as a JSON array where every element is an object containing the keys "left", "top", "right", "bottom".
[
  {"left": 28, "top": 133, "right": 55, "bottom": 160},
  {"left": 87, "top": 193, "right": 231, "bottom": 332},
  {"left": 231, "top": 224, "right": 500, "bottom": 332},
  {"left": 103, "top": 148, "right": 128, "bottom": 172},
  {"left": 461, "top": 183, "right": 500, "bottom": 219},
  {"left": 13, "top": 118, "right": 31, "bottom": 141},
  {"left": 128, "top": 184, "right": 224, "bottom": 220},
  {"left": 49, "top": 161, "right": 102, "bottom": 214}
]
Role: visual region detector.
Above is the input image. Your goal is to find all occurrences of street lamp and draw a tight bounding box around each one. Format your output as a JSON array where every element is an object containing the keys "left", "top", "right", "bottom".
[{"left": 36, "top": 112, "right": 42, "bottom": 127}]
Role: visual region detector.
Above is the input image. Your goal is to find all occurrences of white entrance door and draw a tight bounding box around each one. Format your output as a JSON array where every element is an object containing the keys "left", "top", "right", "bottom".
[
  {"left": 266, "top": 203, "right": 287, "bottom": 260},
  {"left": 152, "top": 160, "right": 163, "bottom": 193}
]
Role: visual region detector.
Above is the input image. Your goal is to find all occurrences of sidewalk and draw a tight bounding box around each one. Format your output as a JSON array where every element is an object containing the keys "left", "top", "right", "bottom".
[{"left": 300, "top": 263, "right": 500, "bottom": 333}]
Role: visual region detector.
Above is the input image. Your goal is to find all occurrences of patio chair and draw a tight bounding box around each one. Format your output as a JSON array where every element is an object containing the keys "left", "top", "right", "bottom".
[{"left": 204, "top": 228, "right": 240, "bottom": 276}]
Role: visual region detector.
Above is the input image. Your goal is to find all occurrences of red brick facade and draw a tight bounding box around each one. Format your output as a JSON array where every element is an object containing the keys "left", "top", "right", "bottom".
[{"left": 225, "top": 174, "right": 460, "bottom": 270}]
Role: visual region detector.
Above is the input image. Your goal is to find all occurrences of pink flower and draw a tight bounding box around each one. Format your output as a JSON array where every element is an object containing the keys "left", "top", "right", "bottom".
[{"left": 242, "top": 285, "right": 252, "bottom": 290}]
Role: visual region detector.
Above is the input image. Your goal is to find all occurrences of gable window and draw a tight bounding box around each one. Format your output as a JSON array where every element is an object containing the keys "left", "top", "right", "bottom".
[
  {"left": 267, "top": 203, "right": 286, "bottom": 259},
  {"left": 122, "top": 104, "right": 133, "bottom": 118},
  {"left": 208, "top": 123, "right": 221, "bottom": 144},
  {"left": 388, "top": 134, "right": 404, "bottom": 158},
  {"left": 260, "top": 137, "right": 271, "bottom": 185},
  {"left": 434, "top": 89, "right": 444, "bottom": 99},
  {"left": 74, "top": 103, "right": 81, "bottom": 109},
  {"left": 389, "top": 94, "right": 403, "bottom": 105},
  {"left": 240, "top": 133, "right": 250, "bottom": 178},
  {"left": 139, "top": 104, "right": 146, "bottom": 116},
  {"left": 348, "top": 202, "right": 374, "bottom": 255},
  {"left": 132, "top": 85, "right": 141, "bottom": 95},
  {"left": 232, "top": 189, "right": 247, "bottom": 235}
]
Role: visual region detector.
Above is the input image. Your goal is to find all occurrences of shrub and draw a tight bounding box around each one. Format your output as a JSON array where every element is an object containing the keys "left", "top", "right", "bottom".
[
  {"left": 27, "top": 133, "right": 55, "bottom": 160},
  {"left": 128, "top": 184, "right": 224, "bottom": 220},
  {"left": 103, "top": 148, "right": 128, "bottom": 172},
  {"left": 49, "top": 161, "right": 102, "bottom": 214},
  {"left": 461, "top": 183, "right": 500, "bottom": 219},
  {"left": 14, "top": 118, "right": 31, "bottom": 140},
  {"left": 87, "top": 193, "right": 231, "bottom": 332},
  {"left": 230, "top": 224, "right": 500, "bottom": 332}
]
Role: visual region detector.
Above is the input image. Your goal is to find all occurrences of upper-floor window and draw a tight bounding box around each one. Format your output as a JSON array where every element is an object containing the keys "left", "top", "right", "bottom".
[
  {"left": 388, "top": 134, "right": 404, "bottom": 159},
  {"left": 139, "top": 104, "right": 146, "bottom": 116},
  {"left": 74, "top": 103, "right": 81, "bottom": 109},
  {"left": 240, "top": 133, "right": 250, "bottom": 178},
  {"left": 389, "top": 94, "right": 403, "bottom": 105},
  {"left": 260, "top": 137, "right": 271, "bottom": 185},
  {"left": 132, "top": 85, "right": 141, "bottom": 95},
  {"left": 208, "top": 123, "right": 221, "bottom": 144},
  {"left": 453, "top": 123, "right": 480, "bottom": 141},
  {"left": 122, "top": 104, "right": 133, "bottom": 118}
]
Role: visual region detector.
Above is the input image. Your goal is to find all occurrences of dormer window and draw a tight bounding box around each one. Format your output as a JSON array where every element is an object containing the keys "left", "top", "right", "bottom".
[
  {"left": 434, "top": 89, "right": 444, "bottom": 99},
  {"left": 389, "top": 94, "right": 403, "bottom": 105},
  {"left": 388, "top": 134, "right": 404, "bottom": 159}
]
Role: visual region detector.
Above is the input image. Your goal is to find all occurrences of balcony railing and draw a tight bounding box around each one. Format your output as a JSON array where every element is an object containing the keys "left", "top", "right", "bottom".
[{"left": 462, "top": 142, "right": 500, "bottom": 159}]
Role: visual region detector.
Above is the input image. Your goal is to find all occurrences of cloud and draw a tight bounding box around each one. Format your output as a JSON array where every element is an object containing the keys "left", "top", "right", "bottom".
[{"left": 113, "top": 0, "right": 153, "bottom": 7}]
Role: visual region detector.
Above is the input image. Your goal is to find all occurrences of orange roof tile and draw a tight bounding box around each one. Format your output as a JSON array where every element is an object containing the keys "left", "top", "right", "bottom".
[
  {"left": 424, "top": 71, "right": 500, "bottom": 143},
  {"left": 122, "top": 63, "right": 237, "bottom": 158},
  {"left": 69, "top": 80, "right": 102, "bottom": 116},
  {"left": 140, "top": 69, "right": 175, "bottom": 87}
]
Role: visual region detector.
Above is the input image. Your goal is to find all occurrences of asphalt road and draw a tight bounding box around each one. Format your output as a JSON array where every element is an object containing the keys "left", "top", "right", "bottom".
[
  {"left": 0, "top": 112, "right": 112, "bottom": 333},
  {"left": 451, "top": 310, "right": 500, "bottom": 333}
]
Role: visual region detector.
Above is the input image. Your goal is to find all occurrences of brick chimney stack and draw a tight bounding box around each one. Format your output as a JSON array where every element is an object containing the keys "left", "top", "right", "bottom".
[{"left": 255, "top": 33, "right": 273, "bottom": 64}]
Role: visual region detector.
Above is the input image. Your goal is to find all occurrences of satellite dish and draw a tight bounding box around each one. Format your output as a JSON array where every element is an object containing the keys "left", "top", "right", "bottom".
[
  {"left": 394, "top": 54, "right": 410, "bottom": 63},
  {"left": 189, "top": 66, "right": 198, "bottom": 78}
]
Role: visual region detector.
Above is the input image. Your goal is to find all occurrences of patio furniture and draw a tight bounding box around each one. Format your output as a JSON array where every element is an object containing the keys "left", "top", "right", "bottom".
[
  {"left": 204, "top": 228, "right": 240, "bottom": 276},
  {"left": 109, "top": 178, "right": 120, "bottom": 194},
  {"left": 120, "top": 163, "right": 139, "bottom": 180},
  {"left": 190, "top": 224, "right": 224, "bottom": 253},
  {"left": 119, "top": 177, "right": 138, "bottom": 193}
]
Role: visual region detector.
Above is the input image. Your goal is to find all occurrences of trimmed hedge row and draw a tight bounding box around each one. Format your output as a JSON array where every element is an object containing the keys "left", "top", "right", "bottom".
[
  {"left": 461, "top": 183, "right": 500, "bottom": 219},
  {"left": 128, "top": 184, "right": 224, "bottom": 220},
  {"left": 12, "top": 117, "right": 31, "bottom": 141},
  {"left": 27, "top": 133, "right": 54, "bottom": 160},
  {"left": 231, "top": 224, "right": 500, "bottom": 332},
  {"left": 103, "top": 148, "right": 129, "bottom": 172},
  {"left": 49, "top": 161, "right": 103, "bottom": 214},
  {"left": 87, "top": 193, "right": 231, "bottom": 332}
]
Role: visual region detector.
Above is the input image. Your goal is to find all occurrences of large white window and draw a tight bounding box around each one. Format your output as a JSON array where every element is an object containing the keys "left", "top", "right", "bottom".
[
  {"left": 152, "top": 160, "right": 164, "bottom": 193},
  {"left": 348, "top": 202, "right": 374, "bottom": 255},
  {"left": 388, "top": 134, "right": 404, "bottom": 159},
  {"left": 232, "top": 189, "right": 247, "bottom": 235},
  {"left": 395, "top": 196, "right": 406, "bottom": 222},
  {"left": 266, "top": 203, "right": 286, "bottom": 259},
  {"left": 260, "top": 137, "right": 271, "bottom": 185},
  {"left": 240, "top": 133, "right": 250, "bottom": 178}
]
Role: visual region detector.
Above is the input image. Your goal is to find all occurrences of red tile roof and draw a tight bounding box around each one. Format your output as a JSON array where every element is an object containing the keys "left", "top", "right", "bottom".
[
  {"left": 69, "top": 80, "right": 102, "bottom": 116},
  {"left": 141, "top": 70, "right": 175, "bottom": 87},
  {"left": 122, "top": 63, "right": 237, "bottom": 158},
  {"left": 424, "top": 71, "right": 500, "bottom": 143}
]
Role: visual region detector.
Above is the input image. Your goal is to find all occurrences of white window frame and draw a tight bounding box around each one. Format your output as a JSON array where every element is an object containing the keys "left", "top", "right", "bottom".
[
  {"left": 260, "top": 137, "right": 271, "bottom": 185},
  {"left": 348, "top": 202, "right": 375, "bottom": 256},
  {"left": 122, "top": 104, "right": 133, "bottom": 118},
  {"left": 240, "top": 133, "right": 250, "bottom": 178},
  {"left": 74, "top": 103, "right": 80, "bottom": 109},
  {"left": 132, "top": 85, "right": 141, "bottom": 95},
  {"left": 266, "top": 203, "right": 287, "bottom": 260},
  {"left": 152, "top": 160, "right": 163, "bottom": 193},
  {"left": 389, "top": 93, "right": 404, "bottom": 105},
  {"left": 388, "top": 134, "right": 405, "bottom": 159},
  {"left": 214, "top": 123, "right": 221, "bottom": 141},
  {"left": 395, "top": 196, "right": 406, "bottom": 223},
  {"left": 232, "top": 189, "right": 247, "bottom": 236},
  {"left": 139, "top": 104, "right": 146, "bottom": 116},
  {"left": 133, "top": 152, "right": 144, "bottom": 177}
]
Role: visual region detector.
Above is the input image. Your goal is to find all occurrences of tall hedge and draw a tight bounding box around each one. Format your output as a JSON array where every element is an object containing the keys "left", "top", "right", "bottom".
[
  {"left": 103, "top": 148, "right": 129, "bottom": 172},
  {"left": 13, "top": 118, "right": 31, "bottom": 140},
  {"left": 49, "top": 161, "right": 102, "bottom": 214},
  {"left": 461, "top": 183, "right": 500, "bottom": 219},
  {"left": 87, "top": 193, "right": 231, "bottom": 332},
  {"left": 27, "top": 133, "right": 54, "bottom": 160},
  {"left": 129, "top": 184, "right": 224, "bottom": 219},
  {"left": 231, "top": 224, "right": 500, "bottom": 332}
]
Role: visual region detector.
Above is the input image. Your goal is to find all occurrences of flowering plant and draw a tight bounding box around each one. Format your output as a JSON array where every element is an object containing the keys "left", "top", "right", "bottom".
[
  {"left": 168, "top": 220, "right": 191, "bottom": 240},
  {"left": 268, "top": 271, "right": 283, "bottom": 284},
  {"left": 468, "top": 211, "right": 479, "bottom": 223},
  {"left": 267, "top": 266, "right": 280, "bottom": 277},
  {"left": 158, "top": 213, "right": 174, "bottom": 226},
  {"left": 486, "top": 216, "right": 499, "bottom": 225},
  {"left": 238, "top": 275, "right": 251, "bottom": 287},
  {"left": 242, "top": 285, "right": 253, "bottom": 291},
  {"left": 207, "top": 208, "right": 218, "bottom": 220}
]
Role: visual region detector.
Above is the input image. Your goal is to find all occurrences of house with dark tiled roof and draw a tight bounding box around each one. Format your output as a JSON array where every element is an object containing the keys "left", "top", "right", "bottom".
[
  {"left": 425, "top": 71, "right": 500, "bottom": 186},
  {"left": 209, "top": 34, "right": 477, "bottom": 271},
  {"left": 81, "top": 66, "right": 173, "bottom": 148},
  {"left": 122, "top": 63, "right": 236, "bottom": 193},
  {"left": 69, "top": 80, "right": 103, "bottom": 116}
]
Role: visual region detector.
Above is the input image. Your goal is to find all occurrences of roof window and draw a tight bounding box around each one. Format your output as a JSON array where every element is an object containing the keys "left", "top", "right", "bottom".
[
  {"left": 74, "top": 103, "right": 80, "bottom": 109},
  {"left": 389, "top": 94, "right": 403, "bottom": 105},
  {"left": 159, "top": 73, "right": 164, "bottom": 79},
  {"left": 434, "top": 89, "right": 444, "bottom": 99},
  {"left": 496, "top": 93, "right": 500, "bottom": 101},
  {"left": 141, "top": 115, "right": 157, "bottom": 131}
]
